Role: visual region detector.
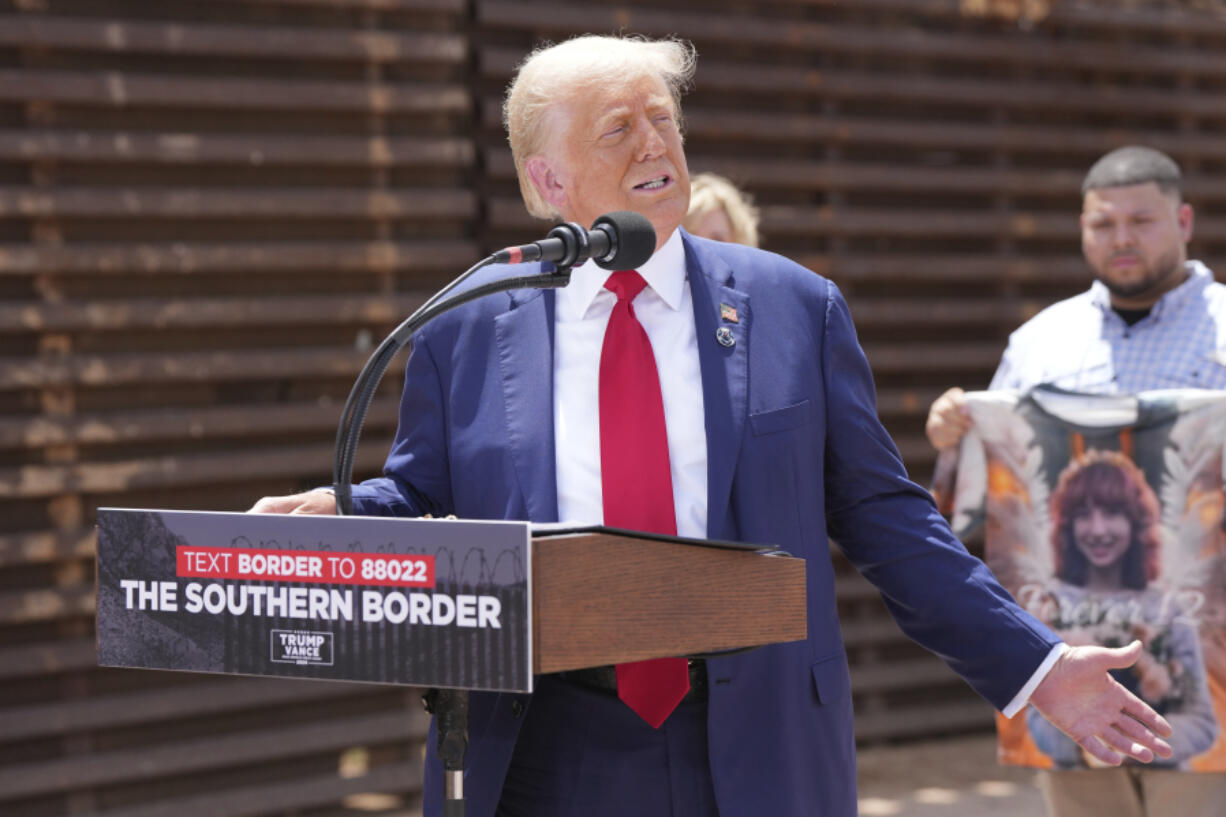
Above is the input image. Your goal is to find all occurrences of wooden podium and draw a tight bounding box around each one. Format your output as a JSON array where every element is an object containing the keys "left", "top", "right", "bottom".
[{"left": 531, "top": 528, "right": 806, "bottom": 673}]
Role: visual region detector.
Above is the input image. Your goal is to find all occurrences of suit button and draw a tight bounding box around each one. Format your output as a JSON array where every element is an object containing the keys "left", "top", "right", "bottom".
[{"left": 510, "top": 699, "right": 524, "bottom": 718}]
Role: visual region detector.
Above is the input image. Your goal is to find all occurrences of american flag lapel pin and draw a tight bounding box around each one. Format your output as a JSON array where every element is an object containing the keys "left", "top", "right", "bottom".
[{"left": 719, "top": 303, "right": 738, "bottom": 323}]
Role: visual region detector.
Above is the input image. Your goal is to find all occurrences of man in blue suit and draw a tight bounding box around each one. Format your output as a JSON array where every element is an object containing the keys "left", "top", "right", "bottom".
[{"left": 252, "top": 35, "right": 1174, "bottom": 817}]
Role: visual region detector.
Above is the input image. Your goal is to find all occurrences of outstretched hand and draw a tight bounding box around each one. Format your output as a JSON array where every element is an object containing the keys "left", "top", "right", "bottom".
[{"left": 1030, "top": 641, "right": 1174, "bottom": 766}]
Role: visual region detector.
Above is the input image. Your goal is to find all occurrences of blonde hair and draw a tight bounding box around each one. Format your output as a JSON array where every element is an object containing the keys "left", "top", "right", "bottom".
[
  {"left": 503, "top": 35, "right": 696, "bottom": 219},
  {"left": 684, "top": 172, "right": 761, "bottom": 247}
]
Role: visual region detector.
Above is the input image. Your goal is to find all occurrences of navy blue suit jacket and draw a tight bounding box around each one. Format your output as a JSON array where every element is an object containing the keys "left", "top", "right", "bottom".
[{"left": 350, "top": 231, "right": 1060, "bottom": 817}]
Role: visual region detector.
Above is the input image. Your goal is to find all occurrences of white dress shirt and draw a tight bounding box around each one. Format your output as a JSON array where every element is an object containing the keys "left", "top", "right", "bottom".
[{"left": 553, "top": 229, "right": 708, "bottom": 538}]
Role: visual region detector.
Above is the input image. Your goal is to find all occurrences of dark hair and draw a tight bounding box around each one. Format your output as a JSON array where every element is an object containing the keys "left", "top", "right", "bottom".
[
  {"left": 1050, "top": 450, "right": 1161, "bottom": 590},
  {"left": 1082, "top": 146, "right": 1182, "bottom": 198}
]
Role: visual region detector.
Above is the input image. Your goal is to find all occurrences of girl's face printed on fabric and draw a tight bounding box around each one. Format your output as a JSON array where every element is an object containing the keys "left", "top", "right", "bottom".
[{"left": 1072, "top": 503, "right": 1133, "bottom": 573}]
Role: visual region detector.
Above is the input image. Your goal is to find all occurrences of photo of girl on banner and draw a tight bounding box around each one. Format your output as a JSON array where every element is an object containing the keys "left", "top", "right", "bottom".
[
  {"left": 940, "top": 386, "right": 1226, "bottom": 771},
  {"left": 1025, "top": 451, "right": 1216, "bottom": 768}
]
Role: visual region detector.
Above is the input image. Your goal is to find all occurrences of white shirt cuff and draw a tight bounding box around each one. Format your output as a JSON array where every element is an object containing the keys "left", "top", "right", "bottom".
[{"left": 1001, "top": 642, "right": 1068, "bottom": 719}]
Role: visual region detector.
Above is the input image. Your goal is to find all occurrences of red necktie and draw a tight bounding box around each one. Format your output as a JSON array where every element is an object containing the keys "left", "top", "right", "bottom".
[{"left": 599, "top": 270, "right": 690, "bottom": 728}]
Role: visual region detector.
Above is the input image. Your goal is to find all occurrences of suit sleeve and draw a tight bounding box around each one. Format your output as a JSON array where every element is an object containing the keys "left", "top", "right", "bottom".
[
  {"left": 819, "top": 282, "right": 1060, "bottom": 711},
  {"left": 349, "top": 329, "right": 455, "bottom": 518}
]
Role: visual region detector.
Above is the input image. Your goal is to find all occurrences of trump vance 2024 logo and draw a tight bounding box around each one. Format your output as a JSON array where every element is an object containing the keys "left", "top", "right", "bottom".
[{"left": 270, "top": 629, "right": 334, "bottom": 666}]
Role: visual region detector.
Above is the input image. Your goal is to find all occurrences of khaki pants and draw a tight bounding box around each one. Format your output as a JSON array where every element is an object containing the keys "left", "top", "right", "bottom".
[{"left": 1038, "top": 769, "right": 1225, "bottom": 817}]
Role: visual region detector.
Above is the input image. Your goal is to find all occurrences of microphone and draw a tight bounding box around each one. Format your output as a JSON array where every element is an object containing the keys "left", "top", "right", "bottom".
[{"left": 492, "top": 210, "right": 657, "bottom": 271}]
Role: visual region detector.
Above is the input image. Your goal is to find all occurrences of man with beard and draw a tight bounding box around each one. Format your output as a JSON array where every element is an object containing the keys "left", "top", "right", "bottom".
[
  {"left": 926, "top": 145, "right": 1226, "bottom": 816},
  {"left": 928, "top": 146, "right": 1226, "bottom": 442}
]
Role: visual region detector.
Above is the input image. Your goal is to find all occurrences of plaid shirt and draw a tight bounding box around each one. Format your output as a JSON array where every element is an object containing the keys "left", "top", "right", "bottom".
[{"left": 990, "top": 260, "right": 1226, "bottom": 393}]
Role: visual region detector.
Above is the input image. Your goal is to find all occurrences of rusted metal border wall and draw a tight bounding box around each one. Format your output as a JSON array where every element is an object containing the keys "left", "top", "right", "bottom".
[
  {"left": 1, "top": 1, "right": 473, "bottom": 815},
  {"left": 2, "top": 1, "right": 1224, "bottom": 814}
]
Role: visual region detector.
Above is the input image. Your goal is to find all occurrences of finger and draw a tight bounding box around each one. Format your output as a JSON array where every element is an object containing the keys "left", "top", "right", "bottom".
[
  {"left": 248, "top": 496, "right": 289, "bottom": 513},
  {"left": 928, "top": 428, "right": 956, "bottom": 449},
  {"left": 1122, "top": 722, "right": 1173, "bottom": 759},
  {"left": 1077, "top": 734, "right": 1124, "bottom": 767},
  {"left": 1100, "top": 724, "right": 1154, "bottom": 763},
  {"left": 1117, "top": 722, "right": 1171, "bottom": 761},
  {"left": 249, "top": 493, "right": 312, "bottom": 515},
  {"left": 928, "top": 390, "right": 963, "bottom": 421},
  {"left": 1100, "top": 640, "right": 1144, "bottom": 669},
  {"left": 1111, "top": 712, "right": 1159, "bottom": 745},
  {"left": 1118, "top": 687, "right": 1175, "bottom": 741},
  {"left": 948, "top": 412, "right": 973, "bottom": 431},
  {"left": 927, "top": 413, "right": 973, "bottom": 448}
]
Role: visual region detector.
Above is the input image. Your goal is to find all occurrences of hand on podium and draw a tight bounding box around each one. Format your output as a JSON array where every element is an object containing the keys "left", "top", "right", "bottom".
[{"left": 248, "top": 489, "right": 337, "bottom": 515}]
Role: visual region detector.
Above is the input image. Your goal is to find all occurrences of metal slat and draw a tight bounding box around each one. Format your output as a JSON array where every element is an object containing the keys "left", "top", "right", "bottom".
[
  {"left": 0, "top": 130, "right": 475, "bottom": 168},
  {"left": 222, "top": 0, "right": 465, "bottom": 10},
  {"left": 0, "top": 438, "right": 393, "bottom": 500},
  {"left": 0, "top": 710, "right": 426, "bottom": 802},
  {"left": 0, "top": 71, "right": 471, "bottom": 115},
  {"left": 0, "top": 348, "right": 373, "bottom": 389},
  {"left": 0, "top": 396, "right": 401, "bottom": 452},
  {"left": 96, "top": 761, "right": 422, "bottom": 817},
  {"left": 0, "top": 240, "right": 479, "bottom": 275},
  {"left": 0, "top": 528, "right": 95, "bottom": 566},
  {"left": 0, "top": 639, "right": 98, "bottom": 681},
  {"left": 759, "top": 0, "right": 1226, "bottom": 37},
  {"left": 0, "top": 677, "right": 386, "bottom": 741},
  {"left": 0, "top": 16, "right": 467, "bottom": 64},
  {"left": 0, "top": 293, "right": 430, "bottom": 332},
  {"left": 0, "top": 187, "right": 477, "bottom": 220},
  {"left": 0, "top": 584, "right": 95, "bottom": 625}
]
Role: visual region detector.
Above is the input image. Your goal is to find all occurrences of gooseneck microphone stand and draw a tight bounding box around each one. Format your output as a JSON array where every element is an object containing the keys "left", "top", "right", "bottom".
[{"left": 330, "top": 247, "right": 575, "bottom": 817}]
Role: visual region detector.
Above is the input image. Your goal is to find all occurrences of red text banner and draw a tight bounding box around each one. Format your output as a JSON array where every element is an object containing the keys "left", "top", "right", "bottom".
[{"left": 176, "top": 546, "right": 435, "bottom": 588}]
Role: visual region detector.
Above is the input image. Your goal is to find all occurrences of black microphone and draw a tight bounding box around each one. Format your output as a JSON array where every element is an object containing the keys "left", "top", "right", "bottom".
[{"left": 491, "top": 210, "right": 657, "bottom": 271}]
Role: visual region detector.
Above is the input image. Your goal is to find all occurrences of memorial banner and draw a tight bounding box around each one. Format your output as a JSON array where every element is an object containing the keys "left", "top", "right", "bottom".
[
  {"left": 97, "top": 509, "right": 533, "bottom": 692},
  {"left": 943, "top": 387, "right": 1226, "bottom": 771}
]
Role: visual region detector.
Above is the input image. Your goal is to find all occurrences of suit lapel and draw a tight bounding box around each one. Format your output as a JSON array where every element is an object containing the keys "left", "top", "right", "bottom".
[
  {"left": 683, "top": 233, "right": 749, "bottom": 539},
  {"left": 494, "top": 286, "right": 559, "bottom": 523}
]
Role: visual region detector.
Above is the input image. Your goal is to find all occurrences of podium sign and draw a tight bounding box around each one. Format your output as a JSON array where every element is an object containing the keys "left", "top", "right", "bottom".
[{"left": 96, "top": 509, "right": 533, "bottom": 692}]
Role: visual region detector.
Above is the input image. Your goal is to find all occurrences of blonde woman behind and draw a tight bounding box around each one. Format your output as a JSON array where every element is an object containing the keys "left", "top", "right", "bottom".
[{"left": 683, "top": 172, "right": 760, "bottom": 247}]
